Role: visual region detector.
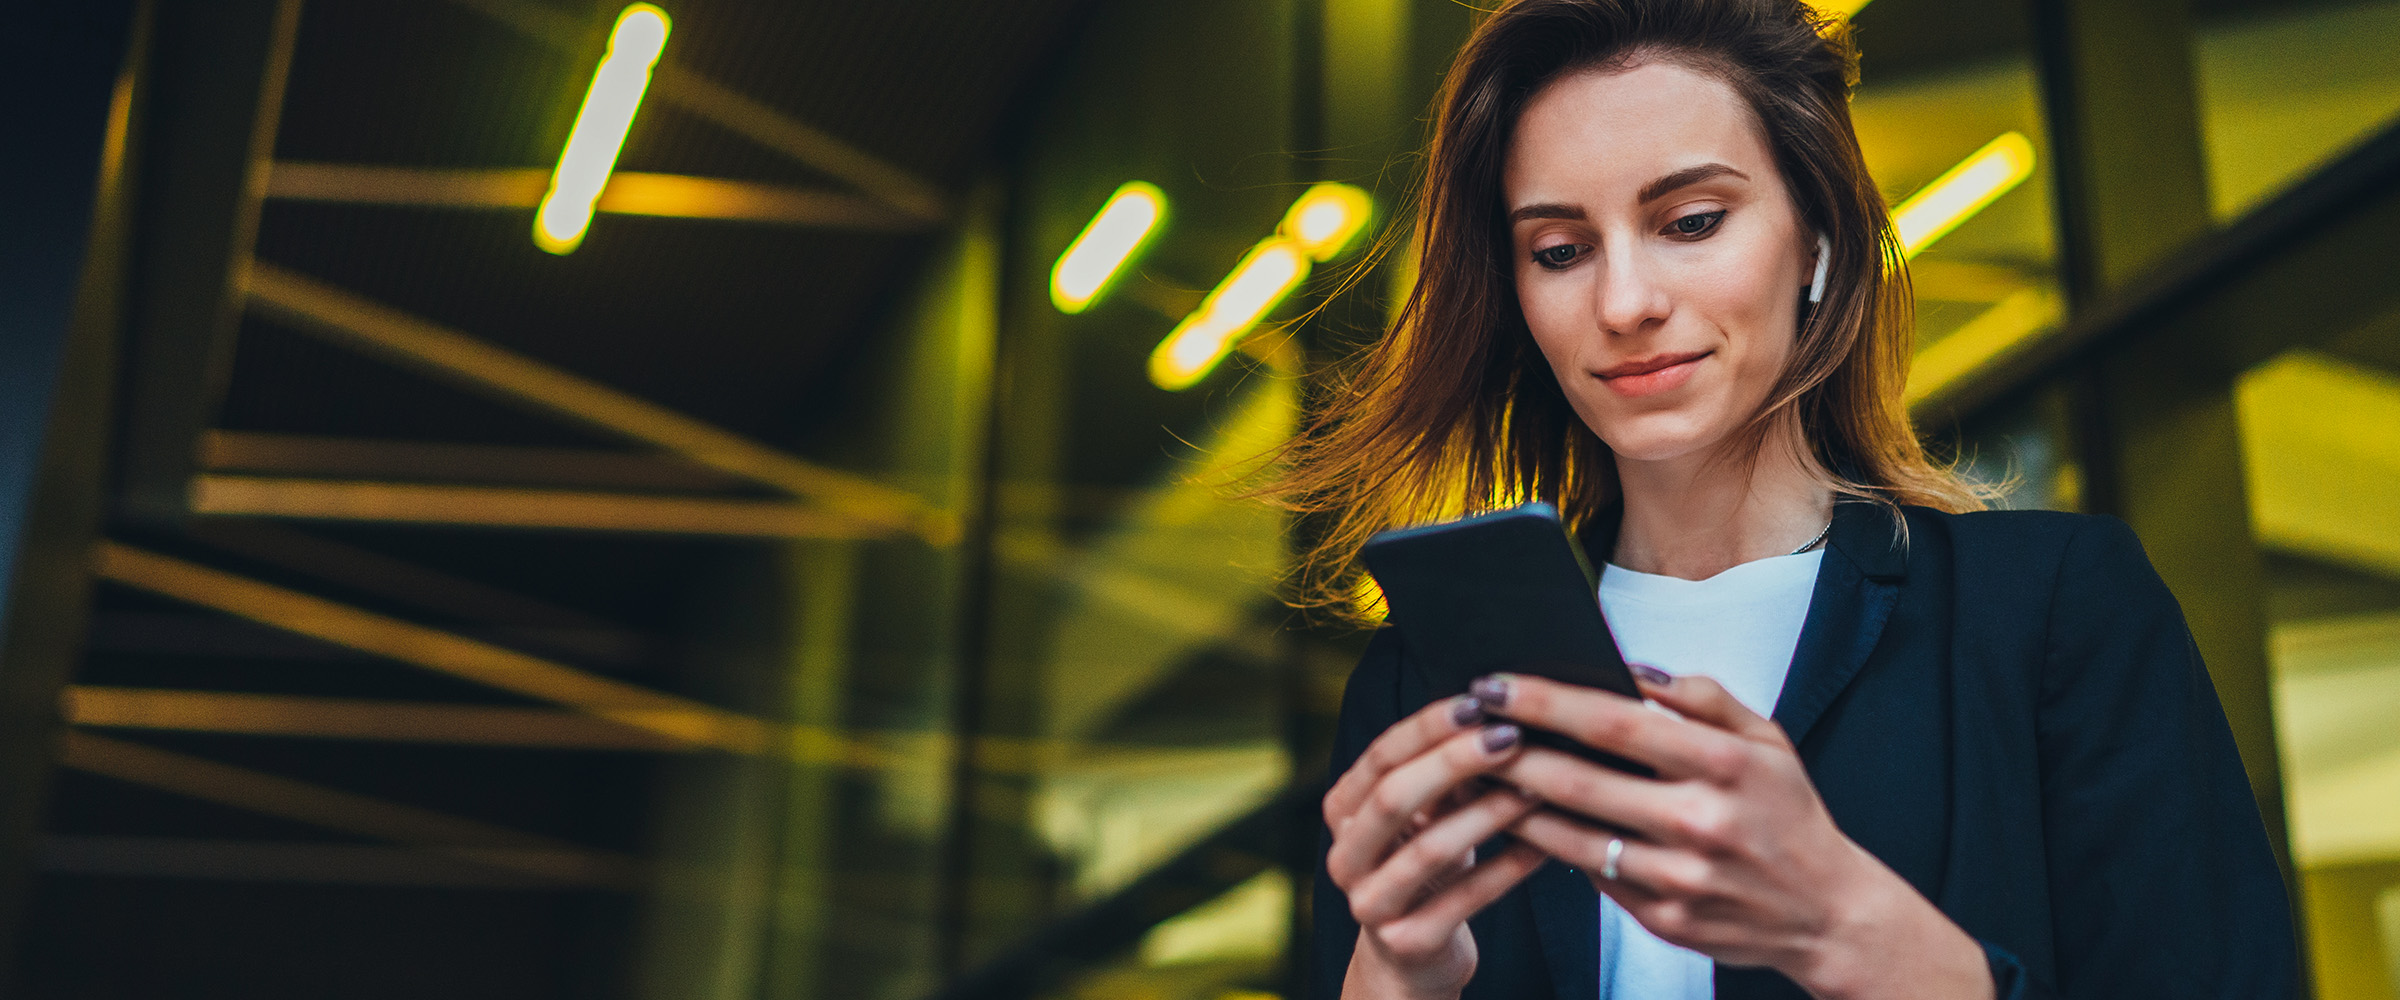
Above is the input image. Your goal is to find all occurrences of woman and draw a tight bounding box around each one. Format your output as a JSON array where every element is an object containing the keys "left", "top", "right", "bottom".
[{"left": 1274, "top": 1, "right": 2299, "bottom": 998}]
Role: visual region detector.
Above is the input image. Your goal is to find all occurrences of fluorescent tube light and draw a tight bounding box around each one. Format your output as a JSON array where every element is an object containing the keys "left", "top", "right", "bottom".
[
  {"left": 1279, "top": 182, "right": 1371, "bottom": 261},
  {"left": 534, "top": 4, "right": 671, "bottom": 255},
  {"left": 1148, "top": 239, "right": 1310, "bottom": 390},
  {"left": 1147, "top": 183, "right": 1374, "bottom": 390},
  {"left": 1052, "top": 181, "right": 1166, "bottom": 313},
  {"left": 1893, "top": 131, "right": 2035, "bottom": 259}
]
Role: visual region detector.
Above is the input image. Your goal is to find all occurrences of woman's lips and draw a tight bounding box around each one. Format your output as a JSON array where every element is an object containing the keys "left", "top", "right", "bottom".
[{"left": 1597, "top": 350, "right": 1710, "bottom": 397}]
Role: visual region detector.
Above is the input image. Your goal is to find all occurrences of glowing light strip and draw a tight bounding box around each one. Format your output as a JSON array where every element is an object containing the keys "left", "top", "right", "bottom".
[
  {"left": 534, "top": 4, "right": 671, "bottom": 254},
  {"left": 1894, "top": 131, "right": 2036, "bottom": 259},
  {"left": 1148, "top": 183, "right": 1372, "bottom": 390},
  {"left": 1052, "top": 181, "right": 1167, "bottom": 313},
  {"left": 1280, "top": 182, "right": 1372, "bottom": 261},
  {"left": 1149, "top": 239, "right": 1311, "bottom": 390}
]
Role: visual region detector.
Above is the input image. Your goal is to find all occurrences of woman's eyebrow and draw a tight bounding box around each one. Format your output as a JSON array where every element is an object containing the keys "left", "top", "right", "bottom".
[
  {"left": 1507, "top": 202, "right": 1584, "bottom": 224},
  {"left": 1507, "top": 164, "right": 1751, "bottom": 225},
  {"left": 1639, "top": 163, "right": 1748, "bottom": 204}
]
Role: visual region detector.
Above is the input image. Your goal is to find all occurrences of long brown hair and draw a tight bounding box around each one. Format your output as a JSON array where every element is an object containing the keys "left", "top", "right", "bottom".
[{"left": 1266, "top": 0, "right": 1984, "bottom": 621}]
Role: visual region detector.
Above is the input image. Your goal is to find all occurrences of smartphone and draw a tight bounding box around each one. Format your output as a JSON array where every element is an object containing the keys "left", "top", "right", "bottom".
[{"left": 1360, "top": 502, "right": 1652, "bottom": 775}]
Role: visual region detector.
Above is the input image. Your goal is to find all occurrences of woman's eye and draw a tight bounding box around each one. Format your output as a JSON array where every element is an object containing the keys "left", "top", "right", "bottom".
[
  {"left": 1532, "top": 243, "right": 1584, "bottom": 269},
  {"left": 1667, "top": 210, "right": 1726, "bottom": 238}
]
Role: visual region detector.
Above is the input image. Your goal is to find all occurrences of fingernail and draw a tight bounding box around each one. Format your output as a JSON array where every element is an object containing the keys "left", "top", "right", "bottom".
[
  {"left": 1450, "top": 695, "right": 1485, "bottom": 727},
  {"left": 1470, "top": 675, "right": 1512, "bottom": 708},
  {"left": 1480, "top": 724, "right": 1520, "bottom": 753},
  {"left": 1631, "top": 663, "right": 1673, "bottom": 686}
]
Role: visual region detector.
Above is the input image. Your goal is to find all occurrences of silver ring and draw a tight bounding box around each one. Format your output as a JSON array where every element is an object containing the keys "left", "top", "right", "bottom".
[{"left": 1601, "top": 837, "right": 1624, "bottom": 880}]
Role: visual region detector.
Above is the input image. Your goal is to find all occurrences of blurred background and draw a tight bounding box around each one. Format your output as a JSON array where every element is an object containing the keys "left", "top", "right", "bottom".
[{"left": 3, "top": 0, "right": 2398, "bottom": 997}]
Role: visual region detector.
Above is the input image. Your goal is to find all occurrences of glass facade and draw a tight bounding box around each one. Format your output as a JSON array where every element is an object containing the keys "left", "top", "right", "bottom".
[{"left": 2202, "top": 6, "right": 2400, "bottom": 997}]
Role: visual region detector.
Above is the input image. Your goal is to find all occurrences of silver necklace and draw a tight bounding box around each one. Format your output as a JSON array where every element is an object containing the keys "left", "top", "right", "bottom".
[{"left": 1789, "top": 518, "right": 1833, "bottom": 556}]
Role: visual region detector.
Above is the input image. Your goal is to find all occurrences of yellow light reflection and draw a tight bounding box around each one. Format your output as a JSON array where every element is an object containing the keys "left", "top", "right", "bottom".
[
  {"left": 534, "top": 4, "right": 671, "bottom": 255},
  {"left": 1149, "top": 239, "right": 1309, "bottom": 391},
  {"left": 1903, "top": 287, "right": 2060, "bottom": 409},
  {"left": 1893, "top": 131, "right": 2035, "bottom": 259},
  {"left": 2238, "top": 352, "right": 2400, "bottom": 579},
  {"left": 1278, "top": 182, "right": 1372, "bottom": 261},
  {"left": 1808, "top": 0, "right": 1874, "bottom": 18},
  {"left": 1051, "top": 181, "right": 1167, "bottom": 313}
]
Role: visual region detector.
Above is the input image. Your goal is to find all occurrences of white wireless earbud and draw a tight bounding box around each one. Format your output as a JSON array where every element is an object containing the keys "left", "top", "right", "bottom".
[{"left": 1807, "top": 232, "right": 1832, "bottom": 304}]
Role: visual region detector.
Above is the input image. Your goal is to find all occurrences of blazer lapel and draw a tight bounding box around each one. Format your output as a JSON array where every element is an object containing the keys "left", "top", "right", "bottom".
[
  {"left": 1560, "top": 499, "right": 1908, "bottom": 1000},
  {"left": 1526, "top": 859, "right": 1600, "bottom": 1000},
  {"left": 1771, "top": 500, "right": 1908, "bottom": 746}
]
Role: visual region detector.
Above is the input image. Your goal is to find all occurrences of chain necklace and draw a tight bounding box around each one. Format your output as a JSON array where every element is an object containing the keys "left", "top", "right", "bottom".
[{"left": 1789, "top": 518, "right": 1834, "bottom": 556}]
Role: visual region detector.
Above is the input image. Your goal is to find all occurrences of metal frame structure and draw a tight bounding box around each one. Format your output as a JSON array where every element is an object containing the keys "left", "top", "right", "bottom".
[{"left": 1, "top": 0, "right": 988, "bottom": 989}]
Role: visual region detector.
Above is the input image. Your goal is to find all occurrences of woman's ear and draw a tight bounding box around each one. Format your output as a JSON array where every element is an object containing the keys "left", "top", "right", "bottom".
[{"left": 1807, "top": 232, "right": 1831, "bottom": 304}]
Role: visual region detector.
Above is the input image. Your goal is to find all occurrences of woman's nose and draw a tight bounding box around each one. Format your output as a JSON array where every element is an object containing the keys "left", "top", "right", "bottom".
[{"left": 1594, "top": 245, "right": 1671, "bottom": 336}]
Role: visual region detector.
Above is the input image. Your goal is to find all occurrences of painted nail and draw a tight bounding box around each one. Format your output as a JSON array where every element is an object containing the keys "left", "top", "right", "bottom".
[
  {"left": 1630, "top": 663, "right": 1673, "bottom": 686},
  {"left": 1480, "top": 724, "right": 1521, "bottom": 753},
  {"left": 1450, "top": 695, "right": 1485, "bottom": 727},
  {"left": 1470, "top": 675, "right": 1512, "bottom": 708}
]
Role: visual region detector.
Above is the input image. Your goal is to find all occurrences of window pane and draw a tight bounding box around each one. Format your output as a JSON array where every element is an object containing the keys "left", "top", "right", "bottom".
[{"left": 2195, "top": 0, "right": 2400, "bottom": 220}]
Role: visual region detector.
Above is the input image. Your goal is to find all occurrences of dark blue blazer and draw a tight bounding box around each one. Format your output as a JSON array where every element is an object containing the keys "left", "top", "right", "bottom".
[{"left": 1311, "top": 501, "right": 2298, "bottom": 999}]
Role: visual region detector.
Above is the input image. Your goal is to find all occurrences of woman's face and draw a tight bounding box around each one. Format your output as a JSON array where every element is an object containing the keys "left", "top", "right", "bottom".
[{"left": 1503, "top": 60, "right": 1817, "bottom": 466}]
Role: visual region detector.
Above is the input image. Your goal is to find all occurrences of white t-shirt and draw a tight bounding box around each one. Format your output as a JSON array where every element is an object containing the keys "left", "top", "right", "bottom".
[{"left": 1593, "top": 548, "right": 1824, "bottom": 1000}]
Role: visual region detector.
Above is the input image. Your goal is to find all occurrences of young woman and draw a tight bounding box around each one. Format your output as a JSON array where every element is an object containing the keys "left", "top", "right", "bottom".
[{"left": 1276, "top": 1, "right": 2299, "bottom": 998}]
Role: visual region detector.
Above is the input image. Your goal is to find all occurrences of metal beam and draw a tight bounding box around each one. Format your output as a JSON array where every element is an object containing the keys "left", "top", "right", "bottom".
[
  {"left": 181, "top": 517, "right": 636, "bottom": 633},
  {"left": 190, "top": 474, "right": 883, "bottom": 539},
  {"left": 444, "top": 0, "right": 947, "bottom": 221},
  {"left": 112, "top": 0, "right": 300, "bottom": 526},
  {"left": 79, "top": 542, "right": 1200, "bottom": 776},
  {"left": 177, "top": 521, "right": 654, "bottom": 670},
  {"left": 62, "top": 683, "right": 1281, "bottom": 781},
  {"left": 93, "top": 541, "right": 777, "bottom": 754},
  {"left": 58, "top": 730, "right": 640, "bottom": 887},
  {"left": 0, "top": 0, "right": 147, "bottom": 977},
  {"left": 65, "top": 686, "right": 696, "bottom": 751},
  {"left": 200, "top": 430, "right": 745, "bottom": 492},
  {"left": 88, "top": 543, "right": 1244, "bottom": 781},
  {"left": 39, "top": 835, "right": 601, "bottom": 888},
  {"left": 646, "top": 67, "right": 950, "bottom": 222},
  {"left": 243, "top": 263, "right": 954, "bottom": 543},
  {"left": 266, "top": 162, "right": 934, "bottom": 231}
]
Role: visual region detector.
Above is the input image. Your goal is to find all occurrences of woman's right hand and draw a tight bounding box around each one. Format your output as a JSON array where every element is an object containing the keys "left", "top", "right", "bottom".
[{"left": 1324, "top": 694, "right": 1548, "bottom": 1000}]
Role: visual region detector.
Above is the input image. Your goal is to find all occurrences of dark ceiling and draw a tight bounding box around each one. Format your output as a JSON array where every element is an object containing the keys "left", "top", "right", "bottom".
[{"left": 238, "top": 0, "right": 1091, "bottom": 452}]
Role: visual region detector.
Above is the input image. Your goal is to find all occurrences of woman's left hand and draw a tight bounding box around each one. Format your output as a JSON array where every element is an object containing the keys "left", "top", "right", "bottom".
[{"left": 1476, "top": 670, "right": 1995, "bottom": 1000}]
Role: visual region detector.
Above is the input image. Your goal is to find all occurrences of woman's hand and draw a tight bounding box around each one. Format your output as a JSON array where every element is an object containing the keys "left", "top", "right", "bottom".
[
  {"left": 1322, "top": 694, "right": 1550, "bottom": 1000},
  {"left": 1477, "top": 671, "right": 1994, "bottom": 1000}
]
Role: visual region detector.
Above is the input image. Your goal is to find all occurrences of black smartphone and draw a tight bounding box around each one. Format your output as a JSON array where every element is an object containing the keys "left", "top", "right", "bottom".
[{"left": 1360, "top": 502, "right": 1652, "bottom": 775}]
